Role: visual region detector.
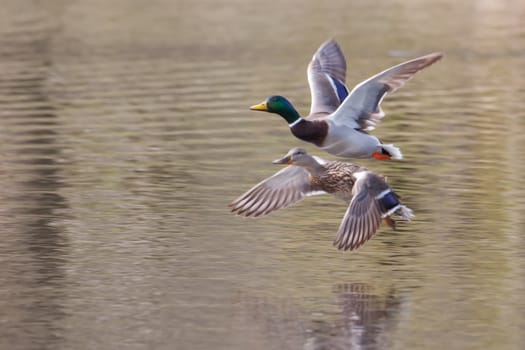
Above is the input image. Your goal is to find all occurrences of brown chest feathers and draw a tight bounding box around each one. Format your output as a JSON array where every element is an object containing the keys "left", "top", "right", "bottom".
[
  {"left": 290, "top": 119, "right": 328, "bottom": 146},
  {"left": 309, "top": 162, "right": 364, "bottom": 199}
]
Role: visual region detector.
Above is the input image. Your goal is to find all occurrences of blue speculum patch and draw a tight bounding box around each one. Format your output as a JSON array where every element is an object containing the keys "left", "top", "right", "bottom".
[
  {"left": 331, "top": 77, "right": 349, "bottom": 102},
  {"left": 380, "top": 191, "right": 399, "bottom": 210}
]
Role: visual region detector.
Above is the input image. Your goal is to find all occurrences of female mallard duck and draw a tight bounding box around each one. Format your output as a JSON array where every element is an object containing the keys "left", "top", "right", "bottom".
[
  {"left": 229, "top": 148, "right": 414, "bottom": 251},
  {"left": 250, "top": 40, "right": 443, "bottom": 160}
]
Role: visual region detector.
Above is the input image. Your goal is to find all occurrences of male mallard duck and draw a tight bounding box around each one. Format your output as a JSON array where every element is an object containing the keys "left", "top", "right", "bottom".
[
  {"left": 250, "top": 40, "right": 443, "bottom": 160},
  {"left": 229, "top": 148, "right": 414, "bottom": 251}
]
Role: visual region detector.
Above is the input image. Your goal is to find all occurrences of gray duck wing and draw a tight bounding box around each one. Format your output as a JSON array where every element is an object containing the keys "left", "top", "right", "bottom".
[
  {"left": 307, "top": 40, "right": 349, "bottom": 117},
  {"left": 230, "top": 165, "right": 325, "bottom": 217},
  {"left": 333, "top": 171, "right": 393, "bottom": 251},
  {"left": 330, "top": 52, "right": 444, "bottom": 130}
]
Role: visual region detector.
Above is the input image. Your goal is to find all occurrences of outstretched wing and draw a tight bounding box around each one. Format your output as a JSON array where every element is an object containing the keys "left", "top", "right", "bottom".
[
  {"left": 330, "top": 52, "right": 444, "bottom": 130},
  {"left": 230, "top": 166, "right": 325, "bottom": 217},
  {"left": 307, "top": 40, "right": 349, "bottom": 117},
  {"left": 333, "top": 171, "right": 391, "bottom": 251}
]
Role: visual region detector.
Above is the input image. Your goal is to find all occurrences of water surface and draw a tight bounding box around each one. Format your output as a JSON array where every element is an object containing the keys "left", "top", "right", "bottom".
[{"left": 0, "top": 0, "right": 524, "bottom": 349}]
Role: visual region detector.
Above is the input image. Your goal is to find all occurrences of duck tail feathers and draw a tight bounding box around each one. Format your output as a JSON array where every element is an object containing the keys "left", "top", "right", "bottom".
[
  {"left": 395, "top": 205, "right": 414, "bottom": 221},
  {"left": 382, "top": 144, "right": 403, "bottom": 160}
]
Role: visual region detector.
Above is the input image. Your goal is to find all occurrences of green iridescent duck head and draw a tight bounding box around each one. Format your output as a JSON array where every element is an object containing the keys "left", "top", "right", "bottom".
[{"left": 250, "top": 95, "right": 301, "bottom": 124}]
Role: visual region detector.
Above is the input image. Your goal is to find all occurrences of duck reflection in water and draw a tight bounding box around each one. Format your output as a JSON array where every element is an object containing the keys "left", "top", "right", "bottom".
[
  {"left": 305, "top": 284, "right": 403, "bottom": 350},
  {"left": 233, "top": 283, "right": 403, "bottom": 350}
]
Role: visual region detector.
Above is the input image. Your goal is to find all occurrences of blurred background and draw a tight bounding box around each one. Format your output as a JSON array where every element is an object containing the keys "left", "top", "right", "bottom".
[{"left": 0, "top": 0, "right": 524, "bottom": 349}]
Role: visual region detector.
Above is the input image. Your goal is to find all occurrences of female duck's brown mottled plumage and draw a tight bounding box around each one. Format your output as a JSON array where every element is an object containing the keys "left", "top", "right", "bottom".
[
  {"left": 230, "top": 148, "right": 414, "bottom": 251},
  {"left": 308, "top": 161, "right": 361, "bottom": 199}
]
